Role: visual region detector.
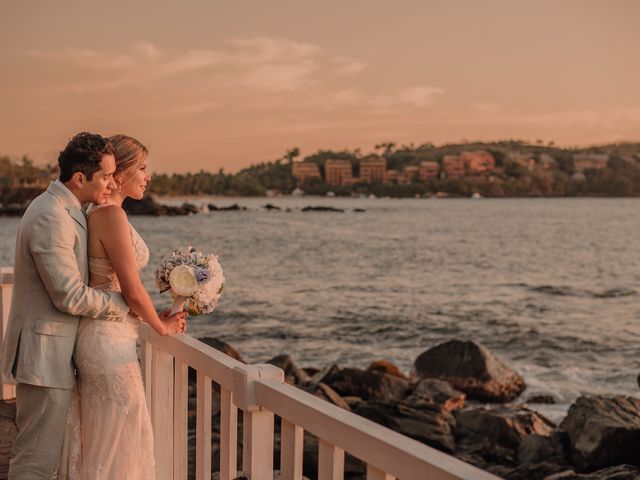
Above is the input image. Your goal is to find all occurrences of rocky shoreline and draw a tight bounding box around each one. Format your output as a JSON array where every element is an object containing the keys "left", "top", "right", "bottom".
[{"left": 187, "top": 338, "right": 640, "bottom": 480}]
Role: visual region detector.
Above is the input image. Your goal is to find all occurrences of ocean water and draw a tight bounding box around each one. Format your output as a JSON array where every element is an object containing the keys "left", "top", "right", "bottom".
[{"left": 2, "top": 196, "right": 640, "bottom": 422}]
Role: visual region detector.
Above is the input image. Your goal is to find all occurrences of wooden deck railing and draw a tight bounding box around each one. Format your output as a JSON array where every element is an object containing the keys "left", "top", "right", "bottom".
[{"left": 1, "top": 266, "right": 501, "bottom": 480}]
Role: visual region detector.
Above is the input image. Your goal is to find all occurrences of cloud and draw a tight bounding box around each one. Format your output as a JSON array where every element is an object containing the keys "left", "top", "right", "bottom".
[
  {"left": 473, "top": 102, "right": 502, "bottom": 112},
  {"left": 397, "top": 86, "right": 444, "bottom": 108}
]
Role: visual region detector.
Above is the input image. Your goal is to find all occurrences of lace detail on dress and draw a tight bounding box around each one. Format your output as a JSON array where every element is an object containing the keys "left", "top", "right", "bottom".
[{"left": 60, "top": 205, "right": 155, "bottom": 480}]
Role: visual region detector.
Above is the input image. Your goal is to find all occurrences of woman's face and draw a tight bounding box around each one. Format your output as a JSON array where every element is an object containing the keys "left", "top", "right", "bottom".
[{"left": 119, "top": 159, "right": 151, "bottom": 200}]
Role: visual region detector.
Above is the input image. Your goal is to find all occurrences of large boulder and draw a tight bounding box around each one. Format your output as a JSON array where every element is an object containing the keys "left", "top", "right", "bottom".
[
  {"left": 266, "top": 354, "right": 310, "bottom": 386},
  {"left": 322, "top": 367, "right": 410, "bottom": 402},
  {"left": 543, "top": 465, "right": 640, "bottom": 479},
  {"left": 455, "top": 405, "right": 555, "bottom": 466},
  {"left": 518, "top": 432, "right": 570, "bottom": 466},
  {"left": 413, "top": 340, "right": 526, "bottom": 402},
  {"left": 559, "top": 395, "right": 640, "bottom": 470},
  {"left": 406, "top": 378, "right": 466, "bottom": 413},
  {"left": 353, "top": 400, "right": 456, "bottom": 453}
]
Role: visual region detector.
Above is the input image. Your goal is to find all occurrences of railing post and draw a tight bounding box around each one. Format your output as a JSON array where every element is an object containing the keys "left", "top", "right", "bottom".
[
  {"left": 318, "top": 439, "right": 344, "bottom": 480},
  {"left": 233, "top": 363, "right": 284, "bottom": 480},
  {"left": 196, "top": 372, "right": 212, "bottom": 480},
  {"left": 152, "top": 346, "right": 175, "bottom": 480},
  {"left": 174, "top": 359, "right": 189, "bottom": 480},
  {"left": 219, "top": 386, "right": 237, "bottom": 480},
  {"left": 280, "top": 419, "right": 303, "bottom": 480},
  {"left": 366, "top": 465, "right": 394, "bottom": 480},
  {"left": 0, "top": 266, "right": 15, "bottom": 401}
]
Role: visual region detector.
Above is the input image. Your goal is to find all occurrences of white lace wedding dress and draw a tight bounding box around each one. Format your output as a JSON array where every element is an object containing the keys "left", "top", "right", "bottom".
[{"left": 60, "top": 209, "right": 155, "bottom": 479}]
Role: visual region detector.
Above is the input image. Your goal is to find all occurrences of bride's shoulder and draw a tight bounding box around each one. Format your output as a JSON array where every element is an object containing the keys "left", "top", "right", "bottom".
[{"left": 87, "top": 204, "right": 128, "bottom": 228}]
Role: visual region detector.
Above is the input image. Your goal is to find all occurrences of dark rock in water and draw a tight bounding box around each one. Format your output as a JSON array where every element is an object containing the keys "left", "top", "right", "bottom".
[
  {"left": 0, "top": 205, "right": 26, "bottom": 216},
  {"left": 518, "top": 432, "right": 571, "bottom": 466},
  {"left": 559, "top": 395, "right": 640, "bottom": 470},
  {"left": 301, "top": 206, "right": 345, "bottom": 212},
  {"left": 353, "top": 400, "right": 456, "bottom": 453},
  {"left": 526, "top": 394, "right": 557, "bottom": 404},
  {"left": 266, "top": 354, "right": 310, "bottom": 385},
  {"left": 208, "top": 203, "right": 247, "bottom": 211},
  {"left": 198, "top": 337, "right": 245, "bottom": 364},
  {"left": 366, "top": 359, "right": 408, "bottom": 380},
  {"left": 455, "top": 405, "right": 554, "bottom": 466},
  {"left": 406, "top": 378, "right": 466, "bottom": 413},
  {"left": 353, "top": 208, "right": 366, "bottom": 212},
  {"left": 322, "top": 366, "right": 410, "bottom": 402},
  {"left": 413, "top": 340, "right": 526, "bottom": 402},
  {"left": 298, "top": 382, "right": 351, "bottom": 411},
  {"left": 180, "top": 202, "right": 199, "bottom": 214},
  {"left": 123, "top": 194, "right": 193, "bottom": 216},
  {"left": 542, "top": 465, "right": 640, "bottom": 479},
  {"left": 263, "top": 203, "right": 281, "bottom": 210},
  {"left": 637, "top": 373, "right": 640, "bottom": 390}
]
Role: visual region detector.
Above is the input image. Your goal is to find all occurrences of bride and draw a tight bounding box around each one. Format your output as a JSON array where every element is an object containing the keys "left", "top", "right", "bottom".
[{"left": 60, "top": 135, "right": 187, "bottom": 479}]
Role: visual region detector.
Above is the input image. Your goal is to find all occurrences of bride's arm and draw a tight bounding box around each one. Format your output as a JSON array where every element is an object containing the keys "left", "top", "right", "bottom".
[{"left": 91, "top": 206, "right": 185, "bottom": 335}]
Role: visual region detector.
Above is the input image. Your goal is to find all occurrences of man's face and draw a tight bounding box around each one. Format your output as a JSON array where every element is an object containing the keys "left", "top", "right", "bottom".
[{"left": 81, "top": 154, "right": 117, "bottom": 204}]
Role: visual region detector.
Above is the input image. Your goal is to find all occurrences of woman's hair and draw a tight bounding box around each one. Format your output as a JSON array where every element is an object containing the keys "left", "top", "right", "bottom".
[{"left": 108, "top": 134, "right": 148, "bottom": 178}]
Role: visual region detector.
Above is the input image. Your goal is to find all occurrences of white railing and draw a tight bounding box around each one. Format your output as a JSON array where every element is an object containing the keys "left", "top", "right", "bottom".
[
  {"left": 0, "top": 266, "right": 16, "bottom": 400},
  {"left": 1, "top": 267, "right": 501, "bottom": 480}
]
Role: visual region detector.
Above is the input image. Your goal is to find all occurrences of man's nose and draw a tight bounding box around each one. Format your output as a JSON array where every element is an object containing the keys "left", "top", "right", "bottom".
[{"left": 108, "top": 178, "right": 117, "bottom": 189}]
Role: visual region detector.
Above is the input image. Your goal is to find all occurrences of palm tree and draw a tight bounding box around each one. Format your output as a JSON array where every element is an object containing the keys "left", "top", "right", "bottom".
[{"left": 284, "top": 147, "right": 300, "bottom": 164}]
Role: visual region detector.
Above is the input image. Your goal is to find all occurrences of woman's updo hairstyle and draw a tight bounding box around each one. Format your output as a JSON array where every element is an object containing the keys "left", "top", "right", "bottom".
[{"left": 109, "top": 134, "right": 148, "bottom": 179}]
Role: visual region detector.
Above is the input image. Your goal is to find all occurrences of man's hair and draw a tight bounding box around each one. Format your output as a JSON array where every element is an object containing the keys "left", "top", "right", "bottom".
[{"left": 58, "top": 132, "right": 114, "bottom": 182}]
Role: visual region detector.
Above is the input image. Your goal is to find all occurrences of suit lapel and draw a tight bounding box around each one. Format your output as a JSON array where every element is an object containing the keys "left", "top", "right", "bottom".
[
  {"left": 66, "top": 206, "right": 87, "bottom": 232},
  {"left": 46, "top": 182, "right": 87, "bottom": 232}
]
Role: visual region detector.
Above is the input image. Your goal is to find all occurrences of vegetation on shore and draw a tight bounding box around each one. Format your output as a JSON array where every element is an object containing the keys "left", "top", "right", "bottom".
[{"left": 3, "top": 140, "right": 640, "bottom": 201}]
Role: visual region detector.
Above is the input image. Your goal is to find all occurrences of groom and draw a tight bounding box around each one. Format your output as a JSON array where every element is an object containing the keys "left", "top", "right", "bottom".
[{"left": 0, "top": 132, "right": 178, "bottom": 479}]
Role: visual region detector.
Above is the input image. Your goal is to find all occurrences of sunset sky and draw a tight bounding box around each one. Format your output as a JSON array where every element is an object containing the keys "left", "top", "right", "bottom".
[{"left": 1, "top": 1, "right": 639, "bottom": 173}]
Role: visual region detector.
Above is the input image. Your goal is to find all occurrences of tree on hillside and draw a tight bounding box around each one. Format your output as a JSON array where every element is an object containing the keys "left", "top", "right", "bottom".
[{"left": 284, "top": 147, "right": 300, "bottom": 164}]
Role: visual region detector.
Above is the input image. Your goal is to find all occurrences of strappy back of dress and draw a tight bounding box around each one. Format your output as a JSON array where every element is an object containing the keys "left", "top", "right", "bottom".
[{"left": 85, "top": 203, "right": 150, "bottom": 292}]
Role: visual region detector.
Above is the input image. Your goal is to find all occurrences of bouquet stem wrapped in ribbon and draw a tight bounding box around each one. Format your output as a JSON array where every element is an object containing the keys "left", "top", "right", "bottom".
[{"left": 155, "top": 246, "right": 225, "bottom": 316}]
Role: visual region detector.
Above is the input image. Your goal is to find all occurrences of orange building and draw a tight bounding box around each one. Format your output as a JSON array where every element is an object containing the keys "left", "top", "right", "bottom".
[
  {"left": 324, "top": 159, "right": 354, "bottom": 186},
  {"left": 573, "top": 153, "right": 609, "bottom": 172},
  {"left": 385, "top": 170, "right": 399, "bottom": 182},
  {"left": 418, "top": 161, "right": 439, "bottom": 180},
  {"left": 404, "top": 165, "right": 419, "bottom": 182},
  {"left": 291, "top": 162, "right": 321, "bottom": 183},
  {"left": 460, "top": 150, "right": 496, "bottom": 175},
  {"left": 442, "top": 155, "right": 465, "bottom": 177},
  {"left": 359, "top": 156, "right": 387, "bottom": 183}
]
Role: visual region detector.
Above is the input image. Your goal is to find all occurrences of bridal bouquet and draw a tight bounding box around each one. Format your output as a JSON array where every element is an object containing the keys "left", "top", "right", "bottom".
[{"left": 155, "top": 246, "right": 224, "bottom": 315}]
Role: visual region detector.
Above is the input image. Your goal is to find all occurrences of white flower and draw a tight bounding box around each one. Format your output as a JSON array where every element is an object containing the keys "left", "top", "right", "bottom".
[{"left": 169, "top": 264, "right": 197, "bottom": 297}]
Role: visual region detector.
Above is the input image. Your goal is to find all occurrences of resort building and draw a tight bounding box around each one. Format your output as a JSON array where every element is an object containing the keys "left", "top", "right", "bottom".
[
  {"left": 384, "top": 170, "right": 399, "bottom": 182},
  {"left": 573, "top": 153, "right": 610, "bottom": 172},
  {"left": 359, "top": 156, "right": 387, "bottom": 183},
  {"left": 539, "top": 153, "right": 558, "bottom": 170},
  {"left": 460, "top": 150, "right": 496, "bottom": 174},
  {"left": 418, "top": 161, "right": 439, "bottom": 180},
  {"left": 403, "top": 165, "right": 419, "bottom": 182},
  {"left": 506, "top": 152, "right": 536, "bottom": 171},
  {"left": 324, "top": 159, "right": 354, "bottom": 186},
  {"left": 291, "top": 162, "right": 321, "bottom": 183},
  {"left": 442, "top": 155, "right": 465, "bottom": 177}
]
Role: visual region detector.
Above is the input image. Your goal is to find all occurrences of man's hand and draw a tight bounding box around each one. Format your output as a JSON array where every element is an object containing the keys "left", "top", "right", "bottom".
[{"left": 159, "top": 309, "right": 188, "bottom": 335}]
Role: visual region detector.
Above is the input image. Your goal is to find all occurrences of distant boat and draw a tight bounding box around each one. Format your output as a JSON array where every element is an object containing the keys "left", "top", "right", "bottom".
[
  {"left": 326, "top": 191, "right": 336, "bottom": 197},
  {"left": 471, "top": 192, "right": 482, "bottom": 199}
]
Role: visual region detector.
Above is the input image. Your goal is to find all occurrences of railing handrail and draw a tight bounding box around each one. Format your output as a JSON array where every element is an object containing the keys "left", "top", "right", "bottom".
[{"left": 255, "top": 378, "right": 495, "bottom": 480}]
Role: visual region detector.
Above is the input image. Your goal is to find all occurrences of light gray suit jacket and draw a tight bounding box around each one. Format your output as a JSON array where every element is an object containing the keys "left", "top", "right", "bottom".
[{"left": 1, "top": 181, "right": 129, "bottom": 389}]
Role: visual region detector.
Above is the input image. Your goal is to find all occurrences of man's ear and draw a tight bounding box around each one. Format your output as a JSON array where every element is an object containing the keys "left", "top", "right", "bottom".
[{"left": 70, "top": 172, "right": 86, "bottom": 189}]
